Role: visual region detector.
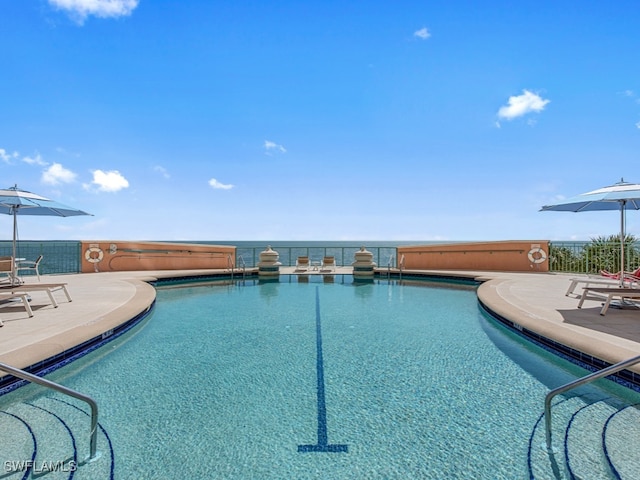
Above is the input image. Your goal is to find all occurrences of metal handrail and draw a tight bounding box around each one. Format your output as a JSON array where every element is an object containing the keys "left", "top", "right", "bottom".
[
  {"left": 0, "top": 361, "right": 99, "bottom": 461},
  {"left": 237, "top": 255, "right": 246, "bottom": 279},
  {"left": 227, "top": 254, "right": 234, "bottom": 280},
  {"left": 544, "top": 354, "right": 640, "bottom": 451}
]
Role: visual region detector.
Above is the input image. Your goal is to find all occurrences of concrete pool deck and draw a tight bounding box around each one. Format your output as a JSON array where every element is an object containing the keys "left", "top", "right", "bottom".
[{"left": 2, "top": 269, "right": 640, "bottom": 382}]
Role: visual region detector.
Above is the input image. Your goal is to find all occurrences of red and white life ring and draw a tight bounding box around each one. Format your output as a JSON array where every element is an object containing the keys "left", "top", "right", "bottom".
[
  {"left": 527, "top": 247, "right": 547, "bottom": 264},
  {"left": 85, "top": 246, "right": 104, "bottom": 263}
]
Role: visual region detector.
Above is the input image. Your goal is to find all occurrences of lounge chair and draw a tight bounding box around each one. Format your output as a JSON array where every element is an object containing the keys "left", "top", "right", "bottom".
[
  {"left": 295, "top": 256, "right": 310, "bottom": 272},
  {"left": 578, "top": 287, "right": 640, "bottom": 315},
  {"left": 0, "top": 283, "right": 72, "bottom": 308},
  {"left": 565, "top": 276, "right": 628, "bottom": 297},
  {"left": 321, "top": 256, "right": 336, "bottom": 272},
  {"left": 16, "top": 255, "right": 43, "bottom": 281},
  {"left": 0, "top": 292, "right": 34, "bottom": 317},
  {"left": 600, "top": 266, "right": 640, "bottom": 283}
]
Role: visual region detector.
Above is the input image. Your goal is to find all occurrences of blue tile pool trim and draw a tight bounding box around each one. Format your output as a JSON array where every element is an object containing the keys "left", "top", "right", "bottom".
[
  {"left": 375, "top": 270, "right": 482, "bottom": 286},
  {"left": 0, "top": 302, "right": 155, "bottom": 397},
  {"left": 298, "top": 286, "right": 348, "bottom": 453},
  {"left": 153, "top": 272, "right": 258, "bottom": 287},
  {"left": 478, "top": 300, "right": 640, "bottom": 393}
]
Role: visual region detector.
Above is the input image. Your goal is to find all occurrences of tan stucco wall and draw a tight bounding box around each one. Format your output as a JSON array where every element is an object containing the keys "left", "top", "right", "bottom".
[
  {"left": 397, "top": 240, "right": 549, "bottom": 272},
  {"left": 80, "top": 241, "right": 235, "bottom": 273}
]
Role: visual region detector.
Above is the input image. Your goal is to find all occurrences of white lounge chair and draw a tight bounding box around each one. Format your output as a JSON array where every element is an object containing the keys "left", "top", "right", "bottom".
[
  {"left": 321, "top": 256, "right": 336, "bottom": 272},
  {"left": 0, "top": 292, "right": 33, "bottom": 317},
  {"left": 295, "top": 256, "right": 310, "bottom": 272},
  {"left": 578, "top": 287, "right": 640, "bottom": 315},
  {"left": 0, "top": 282, "right": 72, "bottom": 308}
]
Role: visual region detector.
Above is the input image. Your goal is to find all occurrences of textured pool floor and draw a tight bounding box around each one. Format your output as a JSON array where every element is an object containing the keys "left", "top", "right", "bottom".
[{"left": 2, "top": 277, "right": 639, "bottom": 479}]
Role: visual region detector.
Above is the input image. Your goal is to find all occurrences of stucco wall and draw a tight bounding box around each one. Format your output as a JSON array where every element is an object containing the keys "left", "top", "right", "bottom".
[
  {"left": 80, "top": 241, "right": 235, "bottom": 273},
  {"left": 397, "top": 241, "right": 549, "bottom": 272}
]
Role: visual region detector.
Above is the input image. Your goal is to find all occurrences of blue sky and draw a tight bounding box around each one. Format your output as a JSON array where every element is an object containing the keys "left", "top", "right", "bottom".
[{"left": 2, "top": 1, "right": 640, "bottom": 242}]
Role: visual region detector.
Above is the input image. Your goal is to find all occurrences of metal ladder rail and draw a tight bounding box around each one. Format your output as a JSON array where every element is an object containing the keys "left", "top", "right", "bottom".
[
  {"left": 0, "top": 361, "right": 99, "bottom": 461},
  {"left": 227, "top": 254, "right": 235, "bottom": 280},
  {"left": 237, "top": 255, "right": 246, "bottom": 280},
  {"left": 386, "top": 254, "right": 395, "bottom": 279},
  {"left": 544, "top": 354, "right": 640, "bottom": 451}
]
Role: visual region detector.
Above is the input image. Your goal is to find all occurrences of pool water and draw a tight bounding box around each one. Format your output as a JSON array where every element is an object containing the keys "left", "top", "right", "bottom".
[{"left": 1, "top": 276, "right": 639, "bottom": 479}]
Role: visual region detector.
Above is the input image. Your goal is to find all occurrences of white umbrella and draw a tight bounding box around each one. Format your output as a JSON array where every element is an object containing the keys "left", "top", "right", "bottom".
[
  {"left": 0, "top": 185, "right": 91, "bottom": 284},
  {"left": 541, "top": 179, "right": 640, "bottom": 286}
]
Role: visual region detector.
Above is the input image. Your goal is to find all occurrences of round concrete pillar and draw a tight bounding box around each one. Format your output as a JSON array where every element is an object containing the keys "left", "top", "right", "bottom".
[
  {"left": 258, "top": 245, "right": 281, "bottom": 279},
  {"left": 352, "top": 246, "right": 376, "bottom": 279}
]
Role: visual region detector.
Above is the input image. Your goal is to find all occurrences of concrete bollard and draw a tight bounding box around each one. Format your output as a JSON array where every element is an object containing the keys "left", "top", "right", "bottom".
[
  {"left": 352, "top": 246, "right": 376, "bottom": 280},
  {"left": 258, "top": 245, "right": 281, "bottom": 279}
]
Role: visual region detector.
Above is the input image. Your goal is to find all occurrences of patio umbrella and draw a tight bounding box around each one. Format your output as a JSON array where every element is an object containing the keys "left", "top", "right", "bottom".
[
  {"left": 540, "top": 179, "right": 640, "bottom": 286},
  {"left": 0, "top": 185, "right": 91, "bottom": 284}
]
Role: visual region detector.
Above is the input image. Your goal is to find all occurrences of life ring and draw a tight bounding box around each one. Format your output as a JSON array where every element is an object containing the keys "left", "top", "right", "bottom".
[
  {"left": 85, "top": 246, "right": 104, "bottom": 263},
  {"left": 528, "top": 247, "right": 547, "bottom": 264}
]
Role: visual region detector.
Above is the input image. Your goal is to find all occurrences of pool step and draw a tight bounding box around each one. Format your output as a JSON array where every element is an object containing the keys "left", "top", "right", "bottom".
[
  {"left": 0, "top": 394, "right": 114, "bottom": 479},
  {"left": 528, "top": 395, "right": 640, "bottom": 479},
  {"left": 528, "top": 396, "right": 581, "bottom": 479},
  {"left": 603, "top": 404, "right": 640, "bottom": 479},
  {"left": 564, "top": 397, "right": 619, "bottom": 479}
]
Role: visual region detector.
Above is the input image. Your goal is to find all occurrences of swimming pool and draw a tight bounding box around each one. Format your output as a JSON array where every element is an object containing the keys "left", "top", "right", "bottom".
[{"left": 1, "top": 275, "right": 639, "bottom": 479}]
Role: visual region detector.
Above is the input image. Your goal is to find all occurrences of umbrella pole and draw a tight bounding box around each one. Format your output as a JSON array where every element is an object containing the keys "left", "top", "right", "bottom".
[
  {"left": 620, "top": 201, "right": 625, "bottom": 288},
  {"left": 11, "top": 208, "right": 18, "bottom": 285}
]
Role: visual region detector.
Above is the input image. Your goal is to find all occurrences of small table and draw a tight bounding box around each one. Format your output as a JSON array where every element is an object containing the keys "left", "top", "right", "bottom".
[{"left": 311, "top": 261, "right": 321, "bottom": 271}]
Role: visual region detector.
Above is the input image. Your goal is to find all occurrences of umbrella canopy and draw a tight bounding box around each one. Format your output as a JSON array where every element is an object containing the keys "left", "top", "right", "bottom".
[
  {"left": 541, "top": 179, "right": 640, "bottom": 286},
  {"left": 0, "top": 185, "right": 91, "bottom": 284}
]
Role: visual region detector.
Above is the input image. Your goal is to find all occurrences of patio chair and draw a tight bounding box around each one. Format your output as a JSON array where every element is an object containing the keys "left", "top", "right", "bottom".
[
  {"left": 0, "top": 256, "right": 13, "bottom": 282},
  {"left": 321, "top": 256, "right": 336, "bottom": 272},
  {"left": 295, "top": 256, "right": 310, "bottom": 272},
  {"left": 16, "top": 255, "right": 43, "bottom": 281}
]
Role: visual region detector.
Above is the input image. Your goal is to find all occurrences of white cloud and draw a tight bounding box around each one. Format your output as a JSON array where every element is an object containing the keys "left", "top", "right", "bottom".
[
  {"left": 0, "top": 149, "right": 21, "bottom": 163},
  {"left": 264, "top": 140, "right": 286, "bottom": 155},
  {"left": 22, "top": 153, "right": 47, "bottom": 166},
  {"left": 84, "top": 169, "right": 129, "bottom": 192},
  {"left": 497, "top": 90, "right": 550, "bottom": 120},
  {"left": 208, "top": 178, "right": 234, "bottom": 190},
  {"left": 153, "top": 165, "right": 170, "bottom": 179},
  {"left": 48, "top": 0, "right": 139, "bottom": 24},
  {"left": 414, "top": 27, "right": 431, "bottom": 40},
  {"left": 42, "top": 163, "right": 77, "bottom": 185},
  {"left": 636, "top": 121, "right": 640, "bottom": 129}
]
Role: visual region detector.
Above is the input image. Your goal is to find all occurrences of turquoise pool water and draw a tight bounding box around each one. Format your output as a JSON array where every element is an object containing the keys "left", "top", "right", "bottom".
[{"left": 1, "top": 275, "right": 639, "bottom": 479}]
